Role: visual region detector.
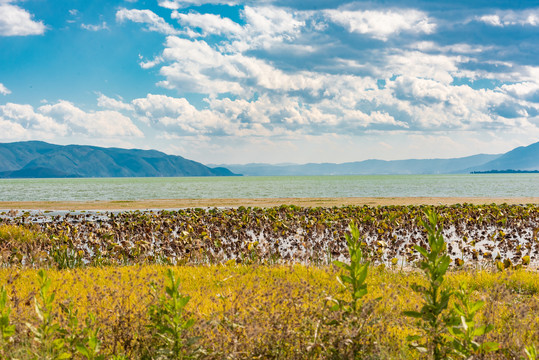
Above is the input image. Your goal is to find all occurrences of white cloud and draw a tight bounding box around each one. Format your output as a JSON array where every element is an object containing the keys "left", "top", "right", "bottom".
[
  {"left": 158, "top": 0, "right": 244, "bottom": 10},
  {"left": 132, "top": 94, "right": 229, "bottom": 135},
  {"left": 139, "top": 55, "right": 164, "bottom": 69},
  {"left": 112, "top": 3, "right": 539, "bottom": 163},
  {"left": 97, "top": 93, "right": 134, "bottom": 112},
  {"left": 116, "top": 8, "right": 180, "bottom": 35},
  {"left": 501, "top": 82, "right": 539, "bottom": 99},
  {"left": 39, "top": 100, "right": 143, "bottom": 137},
  {"left": 0, "top": 83, "right": 10, "bottom": 95},
  {"left": 324, "top": 8, "right": 436, "bottom": 40},
  {"left": 385, "top": 75, "right": 530, "bottom": 130},
  {"left": 0, "top": 103, "right": 67, "bottom": 139},
  {"left": 477, "top": 9, "right": 539, "bottom": 27},
  {"left": 172, "top": 11, "right": 244, "bottom": 37},
  {"left": 242, "top": 6, "right": 305, "bottom": 45},
  {"left": 385, "top": 50, "right": 465, "bottom": 83},
  {"left": 81, "top": 22, "right": 109, "bottom": 31},
  {"left": 0, "top": 3, "right": 46, "bottom": 36},
  {"left": 410, "top": 41, "right": 491, "bottom": 54}
]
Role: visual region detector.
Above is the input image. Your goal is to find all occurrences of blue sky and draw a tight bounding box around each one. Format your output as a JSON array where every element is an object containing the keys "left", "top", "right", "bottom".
[{"left": 1, "top": 0, "right": 538, "bottom": 165}]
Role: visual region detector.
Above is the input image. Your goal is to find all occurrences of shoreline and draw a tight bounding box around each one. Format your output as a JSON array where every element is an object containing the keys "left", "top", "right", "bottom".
[{"left": 1, "top": 197, "right": 539, "bottom": 210}]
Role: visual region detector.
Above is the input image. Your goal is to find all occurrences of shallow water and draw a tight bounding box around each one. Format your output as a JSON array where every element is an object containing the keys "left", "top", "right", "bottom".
[{"left": 1, "top": 173, "right": 538, "bottom": 201}]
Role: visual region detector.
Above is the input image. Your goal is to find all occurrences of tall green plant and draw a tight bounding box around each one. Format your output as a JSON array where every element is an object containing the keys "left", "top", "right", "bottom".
[
  {"left": 146, "top": 269, "right": 199, "bottom": 359},
  {"left": 327, "top": 221, "right": 377, "bottom": 357},
  {"left": 26, "top": 269, "right": 71, "bottom": 360},
  {"left": 449, "top": 285, "right": 498, "bottom": 358},
  {"left": 332, "top": 221, "right": 370, "bottom": 314},
  {"left": 403, "top": 209, "right": 454, "bottom": 359},
  {"left": 525, "top": 345, "right": 538, "bottom": 360},
  {"left": 0, "top": 286, "right": 15, "bottom": 357}
]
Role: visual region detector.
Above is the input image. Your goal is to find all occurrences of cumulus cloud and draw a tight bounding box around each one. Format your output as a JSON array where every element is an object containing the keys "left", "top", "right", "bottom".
[
  {"left": 0, "top": 103, "right": 67, "bottom": 140},
  {"left": 0, "top": 98, "right": 142, "bottom": 140},
  {"left": 501, "top": 82, "right": 539, "bottom": 101},
  {"left": 477, "top": 9, "right": 539, "bottom": 27},
  {"left": 0, "top": 2, "right": 46, "bottom": 36},
  {"left": 116, "top": 8, "right": 180, "bottom": 35},
  {"left": 97, "top": 93, "right": 134, "bottom": 112},
  {"left": 106, "top": 2, "right": 539, "bottom": 161},
  {"left": 172, "top": 11, "right": 244, "bottom": 37},
  {"left": 324, "top": 8, "right": 436, "bottom": 40},
  {"left": 0, "top": 83, "right": 10, "bottom": 95},
  {"left": 39, "top": 100, "right": 144, "bottom": 137},
  {"left": 132, "top": 94, "right": 228, "bottom": 135}
]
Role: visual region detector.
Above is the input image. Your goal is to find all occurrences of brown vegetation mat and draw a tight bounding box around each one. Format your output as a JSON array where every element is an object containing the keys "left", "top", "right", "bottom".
[{"left": 2, "top": 196, "right": 539, "bottom": 210}]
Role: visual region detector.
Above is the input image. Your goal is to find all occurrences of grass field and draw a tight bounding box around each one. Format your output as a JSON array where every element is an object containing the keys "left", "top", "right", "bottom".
[{"left": 0, "top": 201, "right": 538, "bottom": 359}]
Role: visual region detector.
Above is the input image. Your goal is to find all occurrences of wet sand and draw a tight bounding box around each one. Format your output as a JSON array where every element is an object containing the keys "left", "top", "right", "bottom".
[{"left": 1, "top": 197, "right": 539, "bottom": 210}]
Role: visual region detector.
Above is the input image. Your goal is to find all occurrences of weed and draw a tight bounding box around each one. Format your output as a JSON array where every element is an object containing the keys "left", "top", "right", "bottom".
[
  {"left": 403, "top": 209, "right": 455, "bottom": 359},
  {"left": 332, "top": 222, "right": 370, "bottom": 314},
  {"left": 50, "top": 243, "right": 84, "bottom": 270},
  {"left": 327, "top": 221, "right": 378, "bottom": 357},
  {"left": 75, "top": 313, "right": 105, "bottom": 360},
  {"left": 449, "top": 284, "right": 499, "bottom": 358},
  {"left": 0, "top": 285, "right": 15, "bottom": 357},
  {"left": 146, "top": 269, "right": 199, "bottom": 359},
  {"left": 525, "top": 345, "right": 538, "bottom": 360},
  {"left": 26, "top": 269, "right": 71, "bottom": 359}
]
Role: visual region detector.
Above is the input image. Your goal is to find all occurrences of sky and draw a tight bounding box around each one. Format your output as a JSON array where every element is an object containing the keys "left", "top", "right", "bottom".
[{"left": 0, "top": 0, "right": 538, "bottom": 165}]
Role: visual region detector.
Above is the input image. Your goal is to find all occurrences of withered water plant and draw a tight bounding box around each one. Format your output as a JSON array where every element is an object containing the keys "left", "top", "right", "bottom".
[{"left": 146, "top": 268, "right": 199, "bottom": 359}]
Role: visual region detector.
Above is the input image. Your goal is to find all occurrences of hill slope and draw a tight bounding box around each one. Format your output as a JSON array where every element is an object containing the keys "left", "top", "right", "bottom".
[
  {"left": 0, "top": 141, "right": 238, "bottom": 178},
  {"left": 467, "top": 141, "right": 539, "bottom": 172}
]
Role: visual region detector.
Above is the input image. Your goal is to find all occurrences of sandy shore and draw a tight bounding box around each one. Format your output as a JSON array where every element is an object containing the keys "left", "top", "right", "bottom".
[{"left": 1, "top": 197, "right": 539, "bottom": 210}]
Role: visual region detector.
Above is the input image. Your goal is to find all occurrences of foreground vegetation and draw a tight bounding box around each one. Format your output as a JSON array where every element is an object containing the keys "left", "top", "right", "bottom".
[
  {"left": 1, "top": 264, "right": 539, "bottom": 358},
  {"left": 0, "top": 205, "right": 538, "bottom": 358}
]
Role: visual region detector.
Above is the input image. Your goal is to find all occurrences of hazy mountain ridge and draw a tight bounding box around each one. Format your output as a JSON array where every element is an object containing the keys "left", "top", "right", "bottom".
[
  {"left": 1, "top": 140, "right": 538, "bottom": 178},
  {"left": 211, "top": 140, "right": 539, "bottom": 176},
  {"left": 0, "top": 141, "right": 237, "bottom": 178}
]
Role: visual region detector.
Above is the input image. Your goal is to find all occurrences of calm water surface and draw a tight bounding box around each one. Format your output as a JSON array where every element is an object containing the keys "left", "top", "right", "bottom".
[{"left": 0, "top": 174, "right": 538, "bottom": 201}]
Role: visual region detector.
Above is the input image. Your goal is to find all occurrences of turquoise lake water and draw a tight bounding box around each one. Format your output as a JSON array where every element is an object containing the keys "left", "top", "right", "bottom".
[{"left": 0, "top": 174, "right": 538, "bottom": 201}]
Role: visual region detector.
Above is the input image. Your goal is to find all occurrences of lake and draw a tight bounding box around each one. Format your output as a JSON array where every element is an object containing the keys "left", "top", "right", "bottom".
[{"left": 1, "top": 174, "right": 538, "bottom": 201}]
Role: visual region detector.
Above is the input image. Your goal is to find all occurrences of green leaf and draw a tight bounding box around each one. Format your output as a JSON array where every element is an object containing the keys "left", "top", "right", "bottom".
[
  {"left": 414, "top": 245, "right": 429, "bottom": 259},
  {"left": 480, "top": 341, "right": 499, "bottom": 353},
  {"left": 76, "top": 345, "right": 90, "bottom": 357},
  {"left": 333, "top": 260, "right": 350, "bottom": 271},
  {"left": 340, "top": 274, "right": 353, "bottom": 285}
]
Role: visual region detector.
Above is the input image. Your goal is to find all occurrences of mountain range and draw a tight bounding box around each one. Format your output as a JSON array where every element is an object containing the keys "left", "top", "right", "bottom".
[
  {"left": 0, "top": 141, "right": 237, "bottom": 178},
  {"left": 0, "top": 140, "right": 538, "bottom": 178},
  {"left": 211, "top": 140, "right": 539, "bottom": 176}
]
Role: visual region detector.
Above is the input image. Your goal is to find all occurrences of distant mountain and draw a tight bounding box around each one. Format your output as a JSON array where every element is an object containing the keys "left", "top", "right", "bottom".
[
  {"left": 2, "top": 140, "right": 537, "bottom": 178},
  {"left": 211, "top": 140, "right": 539, "bottom": 176},
  {"left": 0, "top": 141, "right": 238, "bottom": 178},
  {"left": 212, "top": 154, "right": 502, "bottom": 176},
  {"left": 466, "top": 141, "right": 539, "bottom": 172}
]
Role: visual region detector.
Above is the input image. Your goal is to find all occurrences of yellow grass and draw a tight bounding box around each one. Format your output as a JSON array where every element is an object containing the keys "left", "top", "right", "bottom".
[{"left": 2, "top": 265, "right": 538, "bottom": 358}]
